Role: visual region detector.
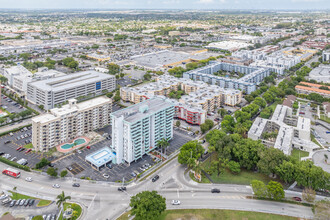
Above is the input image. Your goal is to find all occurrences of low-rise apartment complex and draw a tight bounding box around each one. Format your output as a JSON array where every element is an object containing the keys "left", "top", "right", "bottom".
[
  {"left": 182, "top": 61, "right": 270, "bottom": 94},
  {"left": 120, "top": 75, "right": 242, "bottom": 125},
  {"left": 32, "top": 96, "right": 112, "bottom": 152},
  {"left": 27, "top": 71, "right": 116, "bottom": 110},
  {"left": 111, "top": 97, "right": 174, "bottom": 164},
  {"left": 248, "top": 104, "right": 319, "bottom": 155},
  {"left": 295, "top": 82, "right": 330, "bottom": 98}
]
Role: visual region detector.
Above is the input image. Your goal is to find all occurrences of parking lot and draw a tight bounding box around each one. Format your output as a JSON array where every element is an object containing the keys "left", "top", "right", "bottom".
[
  {"left": 1, "top": 94, "right": 27, "bottom": 115},
  {"left": 0, "top": 126, "right": 53, "bottom": 168},
  {"left": 52, "top": 128, "right": 193, "bottom": 182}
]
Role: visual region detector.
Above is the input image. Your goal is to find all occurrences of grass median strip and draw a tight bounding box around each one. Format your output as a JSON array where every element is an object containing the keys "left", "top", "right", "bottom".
[
  {"left": 118, "top": 209, "right": 298, "bottom": 220},
  {"left": 9, "top": 191, "right": 52, "bottom": 207}
]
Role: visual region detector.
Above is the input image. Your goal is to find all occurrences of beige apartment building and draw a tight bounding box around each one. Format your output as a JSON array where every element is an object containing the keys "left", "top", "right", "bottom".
[{"left": 32, "top": 96, "right": 112, "bottom": 152}]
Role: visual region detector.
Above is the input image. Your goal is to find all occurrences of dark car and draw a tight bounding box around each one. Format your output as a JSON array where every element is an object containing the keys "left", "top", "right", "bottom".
[
  {"left": 24, "top": 199, "right": 30, "bottom": 206},
  {"left": 152, "top": 175, "right": 159, "bottom": 182},
  {"left": 106, "top": 163, "right": 112, "bottom": 169},
  {"left": 292, "top": 197, "right": 302, "bottom": 201},
  {"left": 4, "top": 140, "right": 11, "bottom": 144},
  {"left": 118, "top": 187, "right": 127, "bottom": 192},
  {"left": 28, "top": 199, "right": 35, "bottom": 206},
  {"left": 0, "top": 152, "right": 4, "bottom": 156},
  {"left": 72, "top": 183, "right": 80, "bottom": 187},
  {"left": 211, "top": 188, "right": 220, "bottom": 193}
]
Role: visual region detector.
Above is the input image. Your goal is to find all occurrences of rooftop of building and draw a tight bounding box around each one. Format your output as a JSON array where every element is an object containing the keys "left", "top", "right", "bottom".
[
  {"left": 32, "top": 96, "right": 111, "bottom": 124},
  {"left": 4, "top": 65, "right": 32, "bottom": 76},
  {"left": 28, "top": 71, "right": 115, "bottom": 92},
  {"left": 111, "top": 97, "right": 174, "bottom": 124},
  {"left": 85, "top": 147, "right": 116, "bottom": 168},
  {"left": 295, "top": 85, "right": 330, "bottom": 95}
]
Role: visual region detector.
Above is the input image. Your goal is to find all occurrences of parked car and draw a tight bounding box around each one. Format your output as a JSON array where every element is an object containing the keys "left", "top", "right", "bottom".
[
  {"left": 211, "top": 188, "right": 220, "bottom": 193},
  {"left": 171, "top": 200, "right": 180, "bottom": 205},
  {"left": 24, "top": 199, "right": 30, "bottom": 206},
  {"left": 25, "top": 149, "right": 32, "bottom": 154},
  {"left": 118, "top": 187, "right": 127, "bottom": 192},
  {"left": 86, "top": 146, "right": 91, "bottom": 149},
  {"left": 152, "top": 175, "right": 159, "bottom": 182},
  {"left": 28, "top": 199, "right": 35, "bottom": 206},
  {"left": 9, "top": 200, "right": 16, "bottom": 207},
  {"left": 131, "top": 172, "right": 137, "bottom": 177},
  {"left": 16, "top": 147, "right": 22, "bottom": 151},
  {"left": 0, "top": 194, "right": 8, "bottom": 200},
  {"left": 106, "top": 163, "right": 112, "bottom": 169},
  {"left": 4, "top": 140, "right": 11, "bottom": 144},
  {"left": 15, "top": 199, "right": 21, "bottom": 206},
  {"left": 67, "top": 166, "right": 73, "bottom": 171},
  {"left": 19, "top": 199, "right": 25, "bottom": 206},
  {"left": 103, "top": 174, "right": 110, "bottom": 179}
]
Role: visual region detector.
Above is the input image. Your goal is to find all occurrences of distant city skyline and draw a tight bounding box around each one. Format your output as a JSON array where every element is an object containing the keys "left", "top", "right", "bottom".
[{"left": 0, "top": 0, "right": 329, "bottom": 10}]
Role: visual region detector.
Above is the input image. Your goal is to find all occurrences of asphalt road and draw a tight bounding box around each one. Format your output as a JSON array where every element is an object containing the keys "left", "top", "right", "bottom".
[{"left": 0, "top": 156, "right": 323, "bottom": 220}]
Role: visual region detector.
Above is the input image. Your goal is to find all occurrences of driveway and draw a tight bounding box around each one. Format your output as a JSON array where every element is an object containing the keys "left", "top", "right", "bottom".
[{"left": 312, "top": 150, "right": 330, "bottom": 173}]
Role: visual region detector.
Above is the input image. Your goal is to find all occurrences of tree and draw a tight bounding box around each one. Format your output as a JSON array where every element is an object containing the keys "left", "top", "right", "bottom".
[
  {"left": 175, "top": 120, "right": 181, "bottom": 127},
  {"left": 130, "top": 191, "right": 166, "bottom": 220},
  {"left": 253, "top": 97, "right": 266, "bottom": 109},
  {"left": 108, "top": 63, "right": 120, "bottom": 75},
  {"left": 211, "top": 157, "right": 228, "bottom": 176},
  {"left": 218, "top": 108, "right": 227, "bottom": 118},
  {"left": 324, "top": 154, "right": 328, "bottom": 163},
  {"left": 56, "top": 191, "right": 71, "bottom": 208},
  {"left": 267, "top": 181, "right": 285, "bottom": 201},
  {"left": 157, "top": 138, "right": 169, "bottom": 155},
  {"left": 60, "top": 170, "right": 68, "bottom": 178},
  {"left": 302, "top": 188, "right": 316, "bottom": 203},
  {"left": 227, "top": 160, "right": 241, "bottom": 174},
  {"left": 143, "top": 73, "right": 152, "bottom": 81},
  {"left": 314, "top": 199, "right": 330, "bottom": 220},
  {"left": 47, "top": 167, "right": 58, "bottom": 177},
  {"left": 221, "top": 115, "right": 235, "bottom": 133},
  {"left": 251, "top": 180, "right": 268, "bottom": 198},
  {"left": 32, "top": 216, "right": 44, "bottom": 220},
  {"left": 178, "top": 141, "right": 204, "bottom": 166},
  {"left": 257, "top": 148, "right": 287, "bottom": 176},
  {"left": 35, "top": 158, "right": 50, "bottom": 169},
  {"left": 307, "top": 93, "right": 324, "bottom": 103},
  {"left": 275, "top": 160, "right": 295, "bottom": 184},
  {"left": 232, "top": 138, "right": 264, "bottom": 170}
]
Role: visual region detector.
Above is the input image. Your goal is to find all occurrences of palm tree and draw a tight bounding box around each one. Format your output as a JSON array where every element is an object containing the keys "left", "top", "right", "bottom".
[
  {"left": 324, "top": 154, "right": 328, "bottom": 163},
  {"left": 157, "top": 138, "right": 169, "bottom": 156},
  {"left": 56, "top": 191, "right": 71, "bottom": 208}
]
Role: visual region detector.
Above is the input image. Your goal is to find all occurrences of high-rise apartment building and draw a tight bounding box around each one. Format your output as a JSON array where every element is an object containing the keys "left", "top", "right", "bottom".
[
  {"left": 32, "top": 96, "right": 112, "bottom": 152},
  {"left": 111, "top": 97, "right": 174, "bottom": 164}
]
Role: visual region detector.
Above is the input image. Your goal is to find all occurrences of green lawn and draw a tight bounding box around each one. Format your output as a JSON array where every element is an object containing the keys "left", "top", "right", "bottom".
[
  {"left": 24, "top": 143, "right": 33, "bottom": 149},
  {"left": 291, "top": 148, "right": 309, "bottom": 161},
  {"left": 118, "top": 210, "right": 298, "bottom": 220},
  {"left": 37, "top": 200, "right": 52, "bottom": 207},
  {"left": 320, "top": 115, "right": 330, "bottom": 124},
  {"left": 201, "top": 158, "right": 280, "bottom": 185},
  {"left": 10, "top": 191, "right": 51, "bottom": 207},
  {"left": 58, "top": 202, "right": 82, "bottom": 220}
]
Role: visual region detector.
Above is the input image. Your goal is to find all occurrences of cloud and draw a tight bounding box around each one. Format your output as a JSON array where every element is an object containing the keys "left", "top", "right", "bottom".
[{"left": 162, "top": 0, "right": 181, "bottom": 4}]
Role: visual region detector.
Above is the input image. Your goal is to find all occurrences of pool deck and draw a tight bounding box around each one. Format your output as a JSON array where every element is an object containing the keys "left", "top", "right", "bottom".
[{"left": 56, "top": 137, "right": 91, "bottom": 153}]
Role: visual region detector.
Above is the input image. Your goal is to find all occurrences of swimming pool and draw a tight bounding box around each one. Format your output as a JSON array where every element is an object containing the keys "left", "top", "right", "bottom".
[{"left": 60, "top": 138, "right": 86, "bottom": 150}]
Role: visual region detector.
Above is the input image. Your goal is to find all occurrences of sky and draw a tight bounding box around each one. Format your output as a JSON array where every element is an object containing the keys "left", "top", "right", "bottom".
[{"left": 0, "top": 0, "right": 329, "bottom": 10}]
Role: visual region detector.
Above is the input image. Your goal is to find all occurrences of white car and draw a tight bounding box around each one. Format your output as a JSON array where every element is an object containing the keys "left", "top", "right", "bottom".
[
  {"left": 171, "top": 200, "right": 180, "bottom": 205},
  {"left": 0, "top": 194, "right": 8, "bottom": 200},
  {"left": 77, "top": 150, "right": 82, "bottom": 154},
  {"left": 52, "top": 184, "right": 60, "bottom": 188},
  {"left": 25, "top": 177, "right": 32, "bottom": 182},
  {"left": 103, "top": 174, "right": 110, "bottom": 179}
]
